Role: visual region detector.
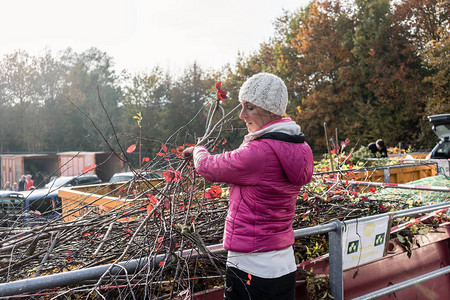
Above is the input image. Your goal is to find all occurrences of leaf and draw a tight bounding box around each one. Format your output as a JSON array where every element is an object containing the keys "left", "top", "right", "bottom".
[
  {"left": 215, "top": 81, "right": 222, "bottom": 90},
  {"left": 209, "top": 185, "right": 222, "bottom": 198},
  {"left": 142, "top": 157, "right": 150, "bottom": 162},
  {"left": 217, "top": 90, "right": 228, "bottom": 101},
  {"left": 65, "top": 250, "right": 73, "bottom": 261},
  {"left": 156, "top": 152, "right": 165, "bottom": 156},
  {"left": 246, "top": 273, "right": 251, "bottom": 285},
  {"left": 146, "top": 204, "right": 154, "bottom": 215},
  {"left": 341, "top": 138, "right": 350, "bottom": 149},
  {"left": 81, "top": 164, "right": 96, "bottom": 173},
  {"left": 126, "top": 144, "right": 136, "bottom": 153},
  {"left": 205, "top": 185, "right": 222, "bottom": 200},
  {"left": 397, "top": 234, "right": 406, "bottom": 243},
  {"left": 177, "top": 146, "right": 185, "bottom": 153},
  {"left": 146, "top": 194, "right": 158, "bottom": 205},
  {"left": 163, "top": 168, "right": 181, "bottom": 182},
  {"left": 162, "top": 144, "right": 167, "bottom": 153}
]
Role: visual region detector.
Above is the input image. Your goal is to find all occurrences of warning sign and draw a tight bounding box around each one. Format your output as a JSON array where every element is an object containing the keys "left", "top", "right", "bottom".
[{"left": 342, "top": 215, "right": 390, "bottom": 270}]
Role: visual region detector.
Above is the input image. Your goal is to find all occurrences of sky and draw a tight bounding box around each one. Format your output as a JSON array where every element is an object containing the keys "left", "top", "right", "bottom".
[{"left": 0, "top": 0, "right": 311, "bottom": 75}]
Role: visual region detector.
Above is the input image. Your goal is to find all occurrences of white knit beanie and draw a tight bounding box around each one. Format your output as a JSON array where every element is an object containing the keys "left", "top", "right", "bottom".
[{"left": 238, "top": 72, "right": 288, "bottom": 116}]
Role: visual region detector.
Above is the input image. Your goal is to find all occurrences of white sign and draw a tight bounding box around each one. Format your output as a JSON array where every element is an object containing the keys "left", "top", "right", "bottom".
[{"left": 342, "top": 215, "right": 390, "bottom": 270}]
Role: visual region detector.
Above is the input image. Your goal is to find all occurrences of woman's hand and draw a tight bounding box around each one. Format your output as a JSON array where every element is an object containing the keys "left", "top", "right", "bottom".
[{"left": 182, "top": 147, "right": 195, "bottom": 160}]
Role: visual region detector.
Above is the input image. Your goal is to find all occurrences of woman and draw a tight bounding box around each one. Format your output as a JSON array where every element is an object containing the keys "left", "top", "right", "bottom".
[
  {"left": 183, "top": 73, "right": 314, "bottom": 299},
  {"left": 25, "top": 174, "right": 34, "bottom": 191},
  {"left": 18, "top": 175, "right": 27, "bottom": 191}
]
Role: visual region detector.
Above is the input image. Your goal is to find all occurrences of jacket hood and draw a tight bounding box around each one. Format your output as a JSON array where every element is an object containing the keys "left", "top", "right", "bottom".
[
  {"left": 245, "top": 118, "right": 313, "bottom": 186},
  {"left": 263, "top": 138, "right": 314, "bottom": 186}
]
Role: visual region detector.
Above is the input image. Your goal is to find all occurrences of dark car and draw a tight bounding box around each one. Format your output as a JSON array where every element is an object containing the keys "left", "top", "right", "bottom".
[
  {"left": 20, "top": 189, "right": 61, "bottom": 227},
  {"left": 0, "top": 191, "right": 25, "bottom": 227},
  {"left": 45, "top": 174, "right": 102, "bottom": 189}
]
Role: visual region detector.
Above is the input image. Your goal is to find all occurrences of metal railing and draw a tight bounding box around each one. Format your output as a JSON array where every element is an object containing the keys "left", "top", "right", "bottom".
[
  {"left": 344, "top": 201, "right": 450, "bottom": 299},
  {"left": 0, "top": 202, "right": 448, "bottom": 298}
]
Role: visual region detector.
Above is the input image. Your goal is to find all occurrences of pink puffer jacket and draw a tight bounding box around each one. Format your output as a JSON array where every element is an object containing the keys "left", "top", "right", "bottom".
[{"left": 193, "top": 135, "right": 313, "bottom": 253}]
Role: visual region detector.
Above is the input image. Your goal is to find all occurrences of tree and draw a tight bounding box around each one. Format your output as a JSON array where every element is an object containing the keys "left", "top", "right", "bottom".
[
  {"left": 394, "top": 0, "right": 449, "bottom": 146},
  {"left": 273, "top": 0, "right": 356, "bottom": 151},
  {"left": 162, "top": 63, "right": 216, "bottom": 144},
  {"left": 60, "top": 48, "right": 122, "bottom": 151},
  {"left": 0, "top": 50, "right": 47, "bottom": 151},
  {"left": 120, "top": 68, "right": 169, "bottom": 155},
  {"left": 350, "top": 0, "right": 425, "bottom": 147}
]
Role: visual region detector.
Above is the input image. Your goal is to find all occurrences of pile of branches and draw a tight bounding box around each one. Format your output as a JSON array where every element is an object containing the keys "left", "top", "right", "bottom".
[
  {"left": 2, "top": 166, "right": 445, "bottom": 298},
  {"left": 0, "top": 90, "right": 448, "bottom": 299},
  {"left": 0, "top": 174, "right": 230, "bottom": 298},
  {"left": 0, "top": 94, "right": 240, "bottom": 298}
]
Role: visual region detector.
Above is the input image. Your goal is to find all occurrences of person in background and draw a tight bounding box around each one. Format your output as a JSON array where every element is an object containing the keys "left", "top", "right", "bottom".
[
  {"left": 183, "top": 73, "right": 314, "bottom": 300},
  {"left": 25, "top": 174, "right": 34, "bottom": 191},
  {"left": 34, "top": 171, "right": 44, "bottom": 188},
  {"left": 368, "top": 139, "right": 388, "bottom": 158},
  {"left": 3, "top": 182, "right": 12, "bottom": 191},
  {"left": 12, "top": 182, "right": 18, "bottom": 191},
  {"left": 18, "top": 175, "right": 27, "bottom": 191}
]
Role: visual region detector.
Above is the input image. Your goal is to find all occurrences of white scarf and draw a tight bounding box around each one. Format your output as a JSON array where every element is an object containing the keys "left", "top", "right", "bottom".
[{"left": 243, "top": 119, "right": 302, "bottom": 144}]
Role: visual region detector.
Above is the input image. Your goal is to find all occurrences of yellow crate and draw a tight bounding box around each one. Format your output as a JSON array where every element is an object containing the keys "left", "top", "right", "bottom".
[{"left": 341, "top": 164, "right": 437, "bottom": 184}]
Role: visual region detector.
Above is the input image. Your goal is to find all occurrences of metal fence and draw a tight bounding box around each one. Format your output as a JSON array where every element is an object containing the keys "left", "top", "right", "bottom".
[
  {"left": 341, "top": 201, "right": 450, "bottom": 299},
  {"left": 0, "top": 202, "right": 448, "bottom": 298}
]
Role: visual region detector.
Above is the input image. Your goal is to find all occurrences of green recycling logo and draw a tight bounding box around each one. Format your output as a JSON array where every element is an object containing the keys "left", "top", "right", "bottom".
[
  {"left": 347, "top": 240, "right": 359, "bottom": 254},
  {"left": 374, "top": 233, "right": 385, "bottom": 246}
]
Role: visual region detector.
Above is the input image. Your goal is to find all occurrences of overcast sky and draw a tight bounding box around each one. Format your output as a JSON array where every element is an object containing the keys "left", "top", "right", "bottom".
[{"left": 0, "top": 0, "right": 311, "bottom": 74}]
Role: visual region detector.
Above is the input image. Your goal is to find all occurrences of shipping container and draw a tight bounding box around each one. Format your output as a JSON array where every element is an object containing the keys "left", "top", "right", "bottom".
[
  {"left": 0, "top": 154, "right": 58, "bottom": 189},
  {"left": 1, "top": 152, "right": 122, "bottom": 188}
]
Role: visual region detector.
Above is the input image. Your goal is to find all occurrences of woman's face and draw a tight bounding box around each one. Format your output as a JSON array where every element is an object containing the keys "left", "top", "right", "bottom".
[{"left": 239, "top": 101, "right": 277, "bottom": 133}]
